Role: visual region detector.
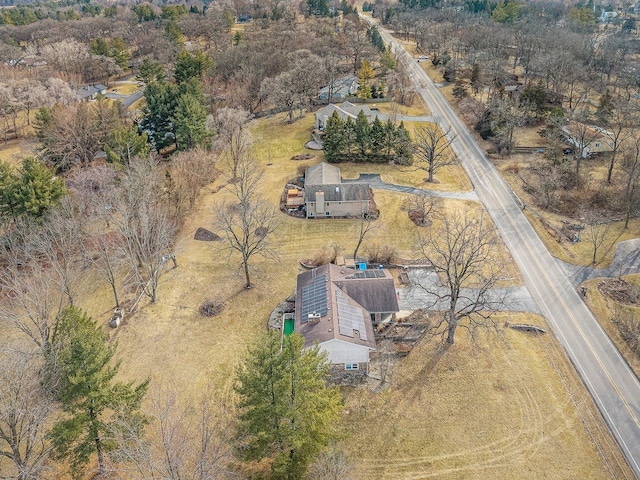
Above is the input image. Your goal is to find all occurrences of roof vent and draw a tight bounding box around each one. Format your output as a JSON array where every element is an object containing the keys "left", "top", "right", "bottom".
[{"left": 335, "top": 186, "right": 339, "bottom": 192}]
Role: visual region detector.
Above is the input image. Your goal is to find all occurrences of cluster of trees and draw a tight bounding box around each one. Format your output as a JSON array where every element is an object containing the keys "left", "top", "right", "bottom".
[
  {"left": 141, "top": 54, "right": 211, "bottom": 152},
  {"left": 379, "top": 0, "right": 640, "bottom": 220},
  {"left": 323, "top": 110, "right": 413, "bottom": 164}
]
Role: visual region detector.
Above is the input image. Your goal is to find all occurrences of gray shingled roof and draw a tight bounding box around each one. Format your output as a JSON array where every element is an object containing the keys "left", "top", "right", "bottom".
[
  {"left": 338, "top": 278, "right": 399, "bottom": 314},
  {"left": 306, "top": 183, "right": 370, "bottom": 202},
  {"left": 304, "top": 162, "right": 341, "bottom": 187}
]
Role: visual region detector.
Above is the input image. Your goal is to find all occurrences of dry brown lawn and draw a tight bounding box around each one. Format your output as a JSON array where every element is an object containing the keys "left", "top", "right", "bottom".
[
  {"left": 110, "top": 111, "right": 513, "bottom": 396},
  {"left": 374, "top": 99, "right": 430, "bottom": 117},
  {"left": 342, "top": 315, "right": 631, "bottom": 479},
  {"left": 108, "top": 83, "right": 140, "bottom": 95},
  {"left": 2, "top": 108, "right": 623, "bottom": 477},
  {"left": 582, "top": 274, "right": 640, "bottom": 380}
]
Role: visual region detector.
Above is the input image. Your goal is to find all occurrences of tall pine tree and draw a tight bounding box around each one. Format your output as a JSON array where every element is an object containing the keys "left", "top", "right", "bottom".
[
  {"left": 49, "top": 307, "right": 149, "bottom": 478},
  {"left": 235, "top": 332, "right": 341, "bottom": 479}
]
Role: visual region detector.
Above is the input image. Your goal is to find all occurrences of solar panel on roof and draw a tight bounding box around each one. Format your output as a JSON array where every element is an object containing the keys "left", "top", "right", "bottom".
[
  {"left": 335, "top": 289, "right": 368, "bottom": 341},
  {"left": 300, "top": 274, "right": 328, "bottom": 323}
]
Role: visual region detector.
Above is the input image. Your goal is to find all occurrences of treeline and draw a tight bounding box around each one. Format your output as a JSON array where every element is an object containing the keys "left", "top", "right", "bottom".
[{"left": 323, "top": 110, "right": 413, "bottom": 165}]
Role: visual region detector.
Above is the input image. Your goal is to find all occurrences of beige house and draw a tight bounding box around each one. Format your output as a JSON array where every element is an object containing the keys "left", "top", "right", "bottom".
[
  {"left": 314, "top": 101, "right": 387, "bottom": 132},
  {"left": 304, "top": 162, "right": 371, "bottom": 219},
  {"left": 294, "top": 264, "right": 399, "bottom": 374},
  {"left": 562, "top": 122, "right": 615, "bottom": 158}
]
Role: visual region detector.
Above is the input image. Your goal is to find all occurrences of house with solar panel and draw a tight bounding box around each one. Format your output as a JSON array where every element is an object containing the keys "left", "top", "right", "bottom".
[
  {"left": 304, "top": 162, "right": 372, "bottom": 219},
  {"left": 295, "top": 263, "right": 399, "bottom": 375}
]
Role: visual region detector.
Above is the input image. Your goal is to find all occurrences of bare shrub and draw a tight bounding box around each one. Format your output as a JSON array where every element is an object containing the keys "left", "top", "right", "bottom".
[
  {"left": 200, "top": 299, "right": 225, "bottom": 317},
  {"left": 611, "top": 305, "right": 640, "bottom": 358},
  {"left": 364, "top": 243, "right": 397, "bottom": 265}
]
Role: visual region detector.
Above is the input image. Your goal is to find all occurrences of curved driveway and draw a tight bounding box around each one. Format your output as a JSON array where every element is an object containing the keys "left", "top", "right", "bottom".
[
  {"left": 365, "top": 17, "right": 640, "bottom": 478},
  {"left": 343, "top": 173, "right": 478, "bottom": 200}
]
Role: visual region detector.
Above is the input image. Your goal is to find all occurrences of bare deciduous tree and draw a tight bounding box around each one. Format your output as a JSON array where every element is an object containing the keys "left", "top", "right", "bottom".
[
  {"left": 416, "top": 210, "right": 505, "bottom": 345},
  {"left": 413, "top": 124, "right": 457, "bottom": 183},
  {"left": 580, "top": 211, "right": 611, "bottom": 265},
  {"left": 352, "top": 206, "right": 378, "bottom": 263},
  {"left": 214, "top": 155, "right": 280, "bottom": 289},
  {"left": 0, "top": 346, "right": 54, "bottom": 480},
  {"left": 403, "top": 194, "right": 441, "bottom": 227},
  {"left": 109, "top": 387, "right": 238, "bottom": 480},
  {"left": 111, "top": 156, "right": 177, "bottom": 304},
  {"left": 306, "top": 447, "right": 354, "bottom": 480},
  {"left": 211, "top": 107, "right": 252, "bottom": 180},
  {"left": 165, "top": 147, "right": 219, "bottom": 222},
  {"left": 619, "top": 133, "right": 640, "bottom": 229},
  {"left": 0, "top": 221, "right": 71, "bottom": 355}
]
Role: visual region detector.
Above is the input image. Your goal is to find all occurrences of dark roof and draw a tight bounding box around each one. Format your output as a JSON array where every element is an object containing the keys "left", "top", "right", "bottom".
[
  {"left": 338, "top": 278, "right": 399, "bottom": 314},
  {"left": 306, "top": 183, "right": 370, "bottom": 202},
  {"left": 295, "top": 264, "right": 399, "bottom": 350}
]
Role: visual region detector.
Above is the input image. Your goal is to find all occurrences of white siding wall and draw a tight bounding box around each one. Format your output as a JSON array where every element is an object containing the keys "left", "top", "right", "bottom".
[{"left": 319, "top": 339, "right": 372, "bottom": 364}]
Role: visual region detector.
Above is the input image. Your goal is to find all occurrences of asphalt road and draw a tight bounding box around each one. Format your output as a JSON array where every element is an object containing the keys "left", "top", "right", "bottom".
[{"left": 365, "top": 18, "right": 640, "bottom": 478}]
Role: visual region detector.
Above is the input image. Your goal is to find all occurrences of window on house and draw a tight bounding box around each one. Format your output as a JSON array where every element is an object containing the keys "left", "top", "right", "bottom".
[
  {"left": 325, "top": 212, "right": 330, "bottom": 216},
  {"left": 345, "top": 363, "right": 359, "bottom": 370},
  {"left": 595, "top": 142, "right": 601, "bottom": 147},
  {"left": 338, "top": 202, "right": 342, "bottom": 205},
  {"left": 326, "top": 202, "right": 330, "bottom": 206}
]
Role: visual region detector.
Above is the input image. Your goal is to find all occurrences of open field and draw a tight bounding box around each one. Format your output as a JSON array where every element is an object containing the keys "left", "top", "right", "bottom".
[{"left": 343, "top": 315, "right": 630, "bottom": 479}]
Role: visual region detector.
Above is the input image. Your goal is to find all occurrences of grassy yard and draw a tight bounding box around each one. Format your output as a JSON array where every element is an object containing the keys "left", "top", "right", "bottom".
[
  {"left": 0, "top": 107, "right": 624, "bottom": 477},
  {"left": 108, "top": 83, "right": 141, "bottom": 95},
  {"left": 342, "top": 315, "right": 631, "bottom": 479}
]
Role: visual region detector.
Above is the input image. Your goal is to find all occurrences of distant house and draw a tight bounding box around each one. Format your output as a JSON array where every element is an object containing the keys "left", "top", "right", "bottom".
[
  {"left": 77, "top": 84, "right": 108, "bottom": 102},
  {"left": 237, "top": 13, "right": 252, "bottom": 22},
  {"left": 304, "top": 162, "right": 371, "bottom": 218},
  {"left": 599, "top": 9, "right": 618, "bottom": 22},
  {"left": 294, "top": 263, "right": 399, "bottom": 374},
  {"left": 314, "top": 101, "right": 387, "bottom": 132},
  {"left": 561, "top": 122, "right": 615, "bottom": 158},
  {"left": 319, "top": 75, "right": 358, "bottom": 100}
]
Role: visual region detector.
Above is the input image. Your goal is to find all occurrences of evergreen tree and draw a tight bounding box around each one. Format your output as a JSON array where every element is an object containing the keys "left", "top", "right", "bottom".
[
  {"left": 137, "top": 59, "right": 166, "bottom": 84},
  {"left": 354, "top": 110, "right": 371, "bottom": 156},
  {"left": 453, "top": 81, "right": 468, "bottom": 99},
  {"left": 470, "top": 63, "right": 482, "bottom": 95},
  {"left": 49, "top": 307, "right": 148, "bottom": 478},
  {"left": 343, "top": 117, "right": 358, "bottom": 157},
  {"left": 520, "top": 82, "right": 547, "bottom": 118},
  {"left": 141, "top": 81, "right": 178, "bottom": 151},
  {"left": 174, "top": 50, "right": 213, "bottom": 84},
  {"left": 0, "top": 157, "right": 66, "bottom": 219},
  {"left": 322, "top": 112, "right": 346, "bottom": 162},
  {"left": 394, "top": 121, "right": 413, "bottom": 165},
  {"left": 596, "top": 90, "right": 615, "bottom": 127},
  {"left": 307, "top": 0, "right": 329, "bottom": 16},
  {"left": 105, "top": 125, "right": 150, "bottom": 164},
  {"left": 173, "top": 93, "right": 211, "bottom": 150},
  {"left": 357, "top": 60, "right": 374, "bottom": 101},
  {"left": 235, "top": 332, "right": 341, "bottom": 480},
  {"left": 370, "top": 117, "right": 386, "bottom": 156}
]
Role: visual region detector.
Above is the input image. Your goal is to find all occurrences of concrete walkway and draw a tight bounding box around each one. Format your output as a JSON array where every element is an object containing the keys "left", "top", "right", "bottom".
[
  {"left": 395, "top": 114, "right": 434, "bottom": 122},
  {"left": 556, "top": 238, "right": 640, "bottom": 286},
  {"left": 343, "top": 173, "right": 479, "bottom": 201},
  {"left": 398, "top": 268, "right": 540, "bottom": 314}
]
